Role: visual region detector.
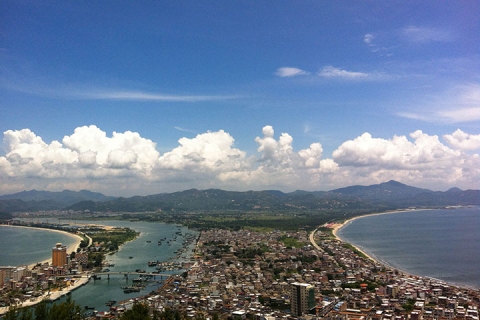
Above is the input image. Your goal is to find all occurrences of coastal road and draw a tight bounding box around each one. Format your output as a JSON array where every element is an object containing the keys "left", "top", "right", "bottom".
[{"left": 309, "top": 228, "right": 323, "bottom": 251}]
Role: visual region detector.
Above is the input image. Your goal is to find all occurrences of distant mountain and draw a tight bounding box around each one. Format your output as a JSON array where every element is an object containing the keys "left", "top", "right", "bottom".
[
  {"left": 0, "top": 181, "right": 478, "bottom": 213},
  {"left": 0, "top": 189, "right": 116, "bottom": 212},
  {"left": 0, "top": 211, "right": 12, "bottom": 221},
  {"left": 327, "top": 180, "right": 433, "bottom": 201}
]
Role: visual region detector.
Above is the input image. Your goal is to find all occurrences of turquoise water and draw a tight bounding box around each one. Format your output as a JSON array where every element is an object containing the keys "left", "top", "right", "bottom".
[{"left": 336, "top": 206, "right": 480, "bottom": 289}]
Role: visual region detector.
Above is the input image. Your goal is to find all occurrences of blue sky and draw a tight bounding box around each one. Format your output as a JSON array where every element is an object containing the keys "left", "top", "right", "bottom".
[{"left": 1, "top": 1, "right": 479, "bottom": 196}]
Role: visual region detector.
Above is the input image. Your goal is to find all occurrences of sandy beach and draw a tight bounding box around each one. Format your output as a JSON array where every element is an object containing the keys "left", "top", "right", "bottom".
[{"left": 0, "top": 225, "right": 87, "bottom": 315}]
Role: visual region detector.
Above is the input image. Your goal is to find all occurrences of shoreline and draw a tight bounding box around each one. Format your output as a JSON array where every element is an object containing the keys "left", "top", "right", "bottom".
[
  {"left": 329, "top": 208, "right": 480, "bottom": 291},
  {"left": 331, "top": 208, "right": 437, "bottom": 266},
  {"left": 0, "top": 224, "right": 83, "bottom": 268}
]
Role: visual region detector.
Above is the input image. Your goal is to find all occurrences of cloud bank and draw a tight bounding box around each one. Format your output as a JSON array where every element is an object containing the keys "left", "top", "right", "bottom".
[{"left": 1, "top": 125, "right": 479, "bottom": 196}]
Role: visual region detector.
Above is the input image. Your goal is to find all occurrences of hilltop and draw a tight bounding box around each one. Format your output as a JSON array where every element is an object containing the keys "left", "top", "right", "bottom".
[{"left": 0, "top": 180, "right": 478, "bottom": 213}]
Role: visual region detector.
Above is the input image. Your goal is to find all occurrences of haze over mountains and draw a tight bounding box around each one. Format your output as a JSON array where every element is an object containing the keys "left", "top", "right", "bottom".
[{"left": 0, "top": 180, "right": 478, "bottom": 214}]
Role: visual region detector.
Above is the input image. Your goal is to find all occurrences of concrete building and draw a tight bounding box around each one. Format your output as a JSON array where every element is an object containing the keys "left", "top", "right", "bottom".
[
  {"left": 291, "top": 282, "right": 316, "bottom": 316},
  {"left": 52, "top": 243, "right": 67, "bottom": 267}
]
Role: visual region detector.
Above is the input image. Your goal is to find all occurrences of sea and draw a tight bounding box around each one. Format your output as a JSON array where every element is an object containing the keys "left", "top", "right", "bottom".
[
  {"left": 336, "top": 206, "right": 480, "bottom": 290},
  {"left": 0, "top": 226, "right": 79, "bottom": 267},
  {"left": 1, "top": 207, "right": 479, "bottom": 312},
  {"left": 0, "top": 219, "right": 199, "bottom": 312}
]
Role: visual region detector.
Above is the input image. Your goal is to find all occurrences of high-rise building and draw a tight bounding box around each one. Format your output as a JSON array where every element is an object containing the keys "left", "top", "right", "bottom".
[
  {"left": 291, "top": 282, "right": 316, "bottom": 316},
  {"left": 52, "top": 243, "right": 67, "bottom": 267}
]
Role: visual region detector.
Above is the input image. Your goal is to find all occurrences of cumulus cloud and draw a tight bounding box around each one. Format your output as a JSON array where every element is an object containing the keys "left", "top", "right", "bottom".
[
  {"left": 1, "top": 126, "right": 160, "bottom": 181},
  {"left": 274, "top": 67, "right": 309, "bottom": 78},
  {"left": 332, "top": 131, "right": 461, "bottom": 169},
  {"left": 0, "top": 125, "right": 479, "bottom": 195},
  {"left": 158, "top": 130, "right": 247, "bottom": 172},
  {"left": 317, "top": 66, "right": 369, "bottom": 79},
  {"left": 444, "top": 129, "right": 480, "bottom": 151}
]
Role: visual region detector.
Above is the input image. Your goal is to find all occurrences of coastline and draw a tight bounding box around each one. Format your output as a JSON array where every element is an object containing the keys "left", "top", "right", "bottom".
[
  {"left": 0, "top": 225, "right": 83, "bottom": 268},
  {"left": 329, "top": 208, "right": 480, "bottom": 291},
  {"left": 331, "top": 209, "right": 433, "bottom": 265}
]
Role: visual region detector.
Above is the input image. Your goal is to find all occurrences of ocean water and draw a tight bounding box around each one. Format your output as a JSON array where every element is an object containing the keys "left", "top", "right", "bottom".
[
  {"left": 336, "top": 206, "right": 480, "bottom": 289},
  {"left": 0, "top": 226, "right": 78, "bottom": 266}
]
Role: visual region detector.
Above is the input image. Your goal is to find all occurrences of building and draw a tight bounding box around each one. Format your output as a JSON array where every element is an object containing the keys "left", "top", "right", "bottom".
[
  {"left": 291, "top": 282, "right": 316, "bottom": 316},
  {"left": 52, "top": 243, "right": 67, "bottom": 267}
]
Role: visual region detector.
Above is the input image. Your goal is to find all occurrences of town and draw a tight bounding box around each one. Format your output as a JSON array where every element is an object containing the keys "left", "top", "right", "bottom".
[{"left": 1, "top": 224, "right": 479, "bottom": 320}]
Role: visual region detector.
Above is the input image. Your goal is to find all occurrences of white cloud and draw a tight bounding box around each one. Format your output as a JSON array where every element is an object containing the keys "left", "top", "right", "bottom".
[
  {"left": 318, "top": 66, "right": 369, "bottom": 79},
  {"left": 1, "top": 126, "right": 479, "bottom": 195},
  {"left": 62, "top": 125, "right": 160, "bottom": 174},
  {"left": 274, "top": 67, "right": 309, "bottom": 78},
  {"left": 401, "top": 26, "right": 453, "bottom": 43},
  {"left": 396, "top": 84, "right": 480, "bottom": 124},
  {"left": 444, "top": 129, "right": 480, "bottom": 151},
  {"left": 158, "top": 130, "right": 247, "bottom": 172},
  {"left": 363, "top": 33, "right": 374, "bottom": 44},
  {"left": 332, "top": 131, "right": 461, "bottom": 169},
  {"left": 85, "top": 90, "right": 237, "bottom": 102}
]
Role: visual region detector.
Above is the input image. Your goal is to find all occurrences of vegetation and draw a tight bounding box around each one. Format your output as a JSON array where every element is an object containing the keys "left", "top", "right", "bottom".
[
  {"left": 279, "top": 236, "right": 306, "bottom": 248},
  {"left": 0, "top": 211, "right": 12, "bottom": 221},
  {"left": 342, "top": 243, "right": 369, "bottom": 259},
  {"left": 85, "top": 227, "right": 138, "bottom": 252},
  {"left": 3, "top": 296, "right": 83, "bottom": 320},
  {"left": 402, "top": 299, "right": 416, "bottom": 312}
]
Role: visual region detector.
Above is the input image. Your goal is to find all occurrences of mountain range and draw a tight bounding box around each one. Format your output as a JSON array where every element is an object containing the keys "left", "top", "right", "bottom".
[{"left": 0, "top": 180, "right": 478, "bottom": 213}]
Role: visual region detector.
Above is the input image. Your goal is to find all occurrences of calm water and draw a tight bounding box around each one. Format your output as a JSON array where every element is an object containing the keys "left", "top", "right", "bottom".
[
  {"left": 336, "top": 206, "right": 480, "bottom": 289},
  {"left": 0, "top": 226, "right": 78, "bottom": 266},
  {"left": 1, "top": 219, "right": 198, "bottom": 312}
]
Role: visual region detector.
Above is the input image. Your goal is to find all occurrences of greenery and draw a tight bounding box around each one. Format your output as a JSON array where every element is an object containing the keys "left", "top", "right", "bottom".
[
  {"left": 86, "top": 227, "right": 138, "bottom": 252},
  {"left": 402, "top": 299, "right": 416, "bottom": 312},
  {"left": 279, "top": 236, "right": 306, "bottom": 248},
  {"left": 3, "top": 296, "right": 83, "bottom": 320},
  {"left": 342, "top": 243, "right": 369, "bottom": 260}
]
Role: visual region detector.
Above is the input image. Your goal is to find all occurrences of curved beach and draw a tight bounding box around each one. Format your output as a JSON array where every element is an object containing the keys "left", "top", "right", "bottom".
[
  {"left": 331, "top": 209, "right": 422, "bottom": 261},
  {"left": 0, "top": 225, "right": 83, "bottom": 267},
  {"left": 330, "top": 207, "right": 480, "bottom": 290}
]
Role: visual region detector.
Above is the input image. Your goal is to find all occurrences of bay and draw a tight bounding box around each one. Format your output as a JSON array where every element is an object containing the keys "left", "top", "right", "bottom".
[
  {"left": 0, "top": 226, "right": 78, "bottom": 267},
  {"left": 336, "top": 206, "right": 480, "bottom": 290},
  {"left": 1, "top": 219, "right": 198, "bottom": 313}
]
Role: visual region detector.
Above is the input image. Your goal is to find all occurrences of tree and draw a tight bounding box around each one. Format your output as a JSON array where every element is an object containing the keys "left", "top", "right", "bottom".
[
  {"left": 3, "top": 306, "right": 18, "bottom": 320},
  {"left": 119, "top": 302, "right": 151, "bottom": 320},
  {"left": 19, "top": 308, "right": 33, "bottom": 320},
  {"left": 34, "top": 299, "right": 49, "bottom": 320},
  {"left": 48, "top": 295, "right": 83, "bottom": 320}
]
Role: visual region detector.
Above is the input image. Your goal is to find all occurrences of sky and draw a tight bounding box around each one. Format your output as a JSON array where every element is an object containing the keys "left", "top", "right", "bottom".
[{"left": 1, "top": 1, "right": 479, "bottom": 197}]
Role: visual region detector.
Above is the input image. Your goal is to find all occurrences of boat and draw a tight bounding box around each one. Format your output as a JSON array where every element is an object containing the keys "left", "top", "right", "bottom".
[
  {"left": 129, "top": 256, "right": 133, "bottom": 259},
  {"left": 85, "top": 306, "right": 95, "bottom": 310},
  {"left": 146, "top": 240, "right": 151, "bottom": 243},
  {"left": 105, "top": 300, "right": 117, "bottom": 306},
  {"left": 123, "top": 286, "right": 141, "bottom": 293}
]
